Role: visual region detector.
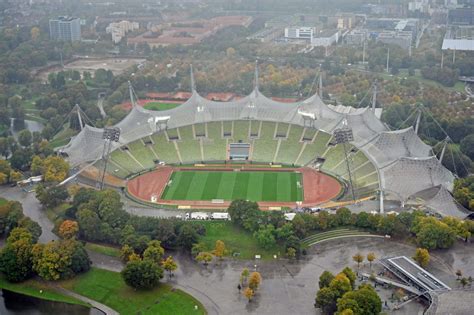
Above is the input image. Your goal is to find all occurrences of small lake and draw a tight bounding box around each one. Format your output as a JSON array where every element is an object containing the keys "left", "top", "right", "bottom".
[
  {"left": 10, "top": 119, "right": 44, "bottom": 138},
  {"left": 0, "top": 289, "right": 103, "bottom": 315}
]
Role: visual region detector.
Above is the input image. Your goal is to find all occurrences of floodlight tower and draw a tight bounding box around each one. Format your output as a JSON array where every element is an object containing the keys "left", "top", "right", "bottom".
[
  {"left": 333, "top": 125, "right": 356, "bottom": 202},
  {"left": 97, "top": 127, "right": 121, "bottom": 190}
]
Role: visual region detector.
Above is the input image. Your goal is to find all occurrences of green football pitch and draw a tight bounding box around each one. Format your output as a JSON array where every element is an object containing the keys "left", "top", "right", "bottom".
[{"left": 161, "top": 171, "right": 303, "bottom": 202}]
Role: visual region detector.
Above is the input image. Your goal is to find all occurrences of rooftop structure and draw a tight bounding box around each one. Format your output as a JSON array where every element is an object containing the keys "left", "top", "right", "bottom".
[
  {"left": 311, "top": 30, "right": 340, "bottom": 47},
  {"left": 49, "top": 16, "right": 81, "bottom": 41},
  {"left": 376, "top": 31, "right": 413, "bottom": 51},
  {"left": 344, "top": 29, "right": 368, "bottom": 45},
  {"left": 442, "top": 27, "right": 474, "bottom": 51},
  {"left": 106, "top": 20, "right": 139, "bottom": 44},
  {"left": 284, "top": 27, "right": 314, "bottom": 41},
  {"left": 381, "top": 256, "right": 451, "bottom": 294},
  {"left": 59, "top": 67, "right": 468, "bottom": 218}
]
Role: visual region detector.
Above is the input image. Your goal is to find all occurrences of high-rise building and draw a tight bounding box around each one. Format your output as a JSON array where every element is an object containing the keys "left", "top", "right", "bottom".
[{"left": 49, "top": 16, "right": 81, "bottom": 41}]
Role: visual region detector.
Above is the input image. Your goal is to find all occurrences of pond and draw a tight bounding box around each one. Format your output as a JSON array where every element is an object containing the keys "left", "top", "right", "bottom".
[
  {"left": 10, "top": 119, "right": 44, "bottom": 138},
  {"left": 0, "top": 289, "right": 103, "bottom": 315}
]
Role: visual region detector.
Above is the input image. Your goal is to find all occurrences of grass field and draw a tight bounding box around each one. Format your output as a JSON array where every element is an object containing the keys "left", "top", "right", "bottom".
[
  {"left": 0, "top": 197, "right": 7, "bottom": 206},
  {"left": 161, "top": 170, "right": 303, "bottom": 202},
  {"left": 195, "top": 221, "right": 284, "bottom": 260},
  {"left": 84, "top": 243, "right": 120, "bottom": 257},
  {"left": 144, "top": 102, "right": 181, "bottom": 111},
  {"left": 60, "top": 268, "right": 205, "bottom": 315},
  {"left": 0, "top": 275, "right": 89, "bottom": 307}
]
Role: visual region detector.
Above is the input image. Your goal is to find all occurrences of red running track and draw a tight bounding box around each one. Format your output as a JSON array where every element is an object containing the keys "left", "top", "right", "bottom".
[{"left": 127, "top": 166, "right": 342, "bottom": 210}]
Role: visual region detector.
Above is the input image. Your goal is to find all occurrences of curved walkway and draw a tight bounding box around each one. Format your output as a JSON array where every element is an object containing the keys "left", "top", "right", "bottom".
[
  {"left": 301, "top": 228, "right": 385, "bottom": 247},
  {"left": 55, "top": 286, "right": 119, "bottom": 315}
]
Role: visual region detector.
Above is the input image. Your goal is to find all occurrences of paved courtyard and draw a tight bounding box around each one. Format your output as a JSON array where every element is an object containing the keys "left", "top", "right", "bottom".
[{"left": 167, "top": 238, "right": 474, "bottom": 315}]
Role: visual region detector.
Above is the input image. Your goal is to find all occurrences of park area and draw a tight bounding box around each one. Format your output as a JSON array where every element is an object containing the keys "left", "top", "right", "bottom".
[
  {"left": 161, "top": 170, "right": 303, "bottom": 202},
  {"left": 60, "top": 268, "right": 205, "bottom": 315}
]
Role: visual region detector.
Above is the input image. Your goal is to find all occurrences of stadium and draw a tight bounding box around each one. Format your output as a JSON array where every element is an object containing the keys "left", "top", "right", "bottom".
[{"left": 61, "top": 67, "right": 469, "bottom": 218}]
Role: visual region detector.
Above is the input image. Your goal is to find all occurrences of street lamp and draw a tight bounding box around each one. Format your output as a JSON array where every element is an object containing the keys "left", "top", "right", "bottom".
[{"left": 333, "top": 126, "right": 356, "bottom": 202}]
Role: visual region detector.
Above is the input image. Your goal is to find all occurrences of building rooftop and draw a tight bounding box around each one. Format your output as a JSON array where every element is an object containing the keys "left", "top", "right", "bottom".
[
  {"left": 382, "top": 256, "right": 451, "bottom": 293},
  {"left": 52, "top": 16, "right": 79, "bottom": 22}
]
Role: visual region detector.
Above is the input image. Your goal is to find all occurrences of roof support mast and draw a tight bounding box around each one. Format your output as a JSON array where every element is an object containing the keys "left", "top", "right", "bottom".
[
  {"left": 319, "top": 71, "right": 323, "bottom": 97},
  {"left": 414, "top": 108, "right": 422, "bottom": 134},
  {"left": 74, "top": 104, "right": 83, "bottom": 131},
  {"left": 439, "top": 137, "right": 449, "bottom": 164},
  {"left": 190, "top": 64, "right": 196, "bottom": 92},
  {"left": 128, "top": 81, "right": 135, "bottom": 108},
  {"left": 254, "top": 60, "right": 259, "bottom": 96}
]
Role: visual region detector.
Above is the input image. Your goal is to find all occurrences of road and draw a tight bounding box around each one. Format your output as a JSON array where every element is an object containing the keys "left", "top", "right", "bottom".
[
  {"left": 97, "top": 97, "right": 106, "bottom": 118},
  {"left": 0, "top": 186, "right": 57, "bottom": 243}
]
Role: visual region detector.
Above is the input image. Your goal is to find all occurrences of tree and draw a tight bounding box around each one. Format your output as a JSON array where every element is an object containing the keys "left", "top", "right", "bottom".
[
  {"left": 319, "top": 271, "right": 335, "bottom": 289},
  {"left": 336, "top": 284, "right": 382, "bottom": 315},
  {"left": 36, "top": 184, "right": 69, "bottom": 209},
  {"left": 456, "top": 269, "right": 463, "bottom": 280},
  {"left": 330, "top": 273, "right": 352, "bottom": 297},
  {"left": 32, "top": 239, "right": 90, "bottom": 280},
  {"left": 241, "top": 268, "right": 250, "bottom": 285},
  {"left": 30, "top": 155, "right": 44, "bottom": 175},
  {"left": 248, "top": 272, "right": 262, "bottom": 291},
  {"left": 460, "top": 134, "right": 474, "bottom": 160},
  {"left": 0, "top": 201, "right": 24, "bottom": 235},
  {"left": 227, "top": 199, "right": 259, "bottom": 228},
  {"left": 0, "top": 228, "right": 35, "bottom": 282},
  {"left": 286, "top": 247, "right": 296, "bottom": 260},
  {"left": 58, "top": 220, "right": 79, "bottom": 239},
  {"left": 412, "top": 217, "right": 456, "bottom": 249},
  {"left": 336, "top": 207, "right": 352, "bottom": 226},
  {"left": 460, "top": 277, "right": 469, "bottom": 288},
  {"left": 120, "top": 244, "right": 135, "bottom": 262},
  {"left": 413, "top": 248, "right": 430, "bottom": 268},
  {"left": 342, "top": 267, "right": 357, "bottom": 290},
  {"left": 121, "top": 260, "right": 163, "bottom": 289},
  {"left": 177, "top": 224, "right": 199, "bottom": 250},
  {"left": 0, "top": 172, "right": 7, "bottom": 185},
  {"left": 196, "top": 252, "right": 213, "bottom": 266},
  {"left": 254, "top": 224, "right": 276, "bottom": 250},
  {"left": 30, "top": 27, "right": 40, "bottom": 41},
  {"left": 42, "top": 156, "right": 70, "bottom": 183},
  {"left": 352, "top": 253, "right": 364, "bottom": 269},
  {"left": 18, "top": 130, "right": 32, "bottom": 147},
  {"left": 315, "top": 287, "right": 338, "bottom": 314},
  {"left": 213, "top": 240, "right": 225, "bottom": 260},
  {"left": 18, "top": 217, "right": 41, "bottom": 243},
  {"left": 243, "top": 287, "right": 254, "bottom": 302},
  {"left": 161, "top": 256, "right": 177, "bottom": 278},
  {"left": 143, "top": 240, "right": 165, "bottom": 263},
  {"left": 367, "top": 253, "right": 376, "bottom": 269},
  {"left": 9, "top": 170, "right": 22, "bottom": 183}
]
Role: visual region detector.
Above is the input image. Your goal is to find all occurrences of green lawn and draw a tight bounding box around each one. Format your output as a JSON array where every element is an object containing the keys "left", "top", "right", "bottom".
[
  {"left": 0, "top": 275, "right": 89, "bottom": 307},
  {"left": 49, "top": 128, "right": 77, "bottom": 149},
  {"left": 162, "top": 170, "right": 303, "bottom": 202},
  {"left": 144, "top": 102, "right": 181, "bottom": 111},
  {"left": 0, "top": 197, "right": 7, "bottom": 206},
  {"left": 196, "top": 221, "right": 284, "bottom": 260},
  {"left": 61, "top": 268, "right": 205, "bottom": 315},
  {"left": 45, "top": 203, "right": 70, "bottom": 226},
  {"left": 85, "top": 243, "right": 120, "bottom": 257}
]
